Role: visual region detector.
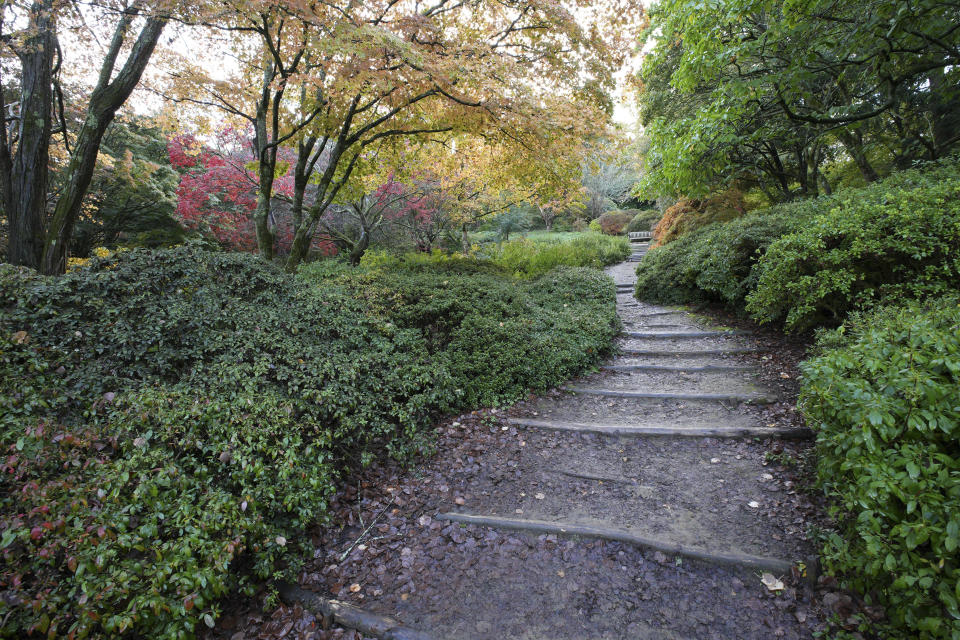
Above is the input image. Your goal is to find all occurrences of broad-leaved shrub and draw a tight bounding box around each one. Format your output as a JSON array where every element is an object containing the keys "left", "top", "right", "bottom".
[
  {"left": 1, "top": 245, "right": 619, "bottom": 638},
  {"left": 747, "top": 158, "right": 960, "bottom": 331},
  {"left": 801, "top": 299, "right": 960, "bottom": 638}
]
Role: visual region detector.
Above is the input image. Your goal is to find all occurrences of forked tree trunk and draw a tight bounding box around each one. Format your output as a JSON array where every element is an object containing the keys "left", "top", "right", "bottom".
[
  {"left": 4, "top": 1, "right": 54, "bottom": 269},
  {"left": 40, "top": 10, "right": 167, "bottom": 274},
  {"left": 836, "top": 130, "right": 879, "bottom": 183}
]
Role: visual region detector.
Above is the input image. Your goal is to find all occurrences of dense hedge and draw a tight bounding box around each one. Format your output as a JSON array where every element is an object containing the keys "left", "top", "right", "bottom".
[
  {"left": 801, "top": 299, "right": 960, "bottom": 638},
  {"left": 0, "top": 246, "right": 617, "bottom": 638},
  {"left": 625, "top": 209, "right": 661, "bottom": 233},
  {"left": 482, "top": 233, "right": 631, "bottom": 277},
  {"left": 303, "top": 257, "right": 620, "bottom": 408},
  {"left": 746, "top": 159, "right": 960, "bottom": 331},
  {"left": 635, "top": 158, "right": 960, "bottom": 331},
  {"left": 633, "top": 198, "right": 818, "bottom": 305}
]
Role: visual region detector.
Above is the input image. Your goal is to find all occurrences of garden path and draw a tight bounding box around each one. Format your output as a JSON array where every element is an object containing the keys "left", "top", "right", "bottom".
[{"left": 277, "top": 247, "right": 823, "bottom": 640}]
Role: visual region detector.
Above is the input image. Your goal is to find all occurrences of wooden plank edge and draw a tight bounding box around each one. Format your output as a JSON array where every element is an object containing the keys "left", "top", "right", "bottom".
[
  {"left": 561, "top": 387, "right": 777, "bottom": 404},
  {"left": 601, "top": 364, "right": 757, "bottom": 373},
  {"left": 618, "top": 349, "right": 759, "bottom": 356},
  {"left": 277, "top": 583, "right": 435, "bottom": 640},
  {"left": 435, "top": 514, "right": 814, "bottom": 580},
  {"left": 507, "top": 418, "right": 811, "bottom": 439},
  {"left": 622, "top": 331, "right": 747, "bottom": 339}
]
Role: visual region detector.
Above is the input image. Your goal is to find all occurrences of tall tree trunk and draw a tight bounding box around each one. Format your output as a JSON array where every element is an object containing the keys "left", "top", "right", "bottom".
[
  {"left": 40, "top": 10, "right": 166, "bottom": 274},
  {"left": 460, "top": 224, "right": 470, "bottom": 253},
  {"left": 928, "top": 68, "right": 959, "bottom": 156},
  {"left": 286, "top": 218, "right": 315, "bottom": 269},
  {"left": 818, "top": 172, "right": 833, "bottom": 196},
  {"left": 348, "top": 227, "right": 369, "bottom": 265},
  {"left": 804, "top": 144, "right": 820, "bottom": 198},
  {"left": 5, "top": 1, "right": 54, "bottom": 269},
  {"left": 836, "top": 130, "right": 879, "bottom": 183}
]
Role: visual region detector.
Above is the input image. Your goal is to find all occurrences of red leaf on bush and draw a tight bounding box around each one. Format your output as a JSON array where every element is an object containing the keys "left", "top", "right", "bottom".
[{"left": 30, "top": 526, "right": 43, "bottom": 540}]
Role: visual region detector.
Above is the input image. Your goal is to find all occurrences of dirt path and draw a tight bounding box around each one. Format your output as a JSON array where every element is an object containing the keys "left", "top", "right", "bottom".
[{"left": 210, "top": 248, "right": 825, "bottom": 640}]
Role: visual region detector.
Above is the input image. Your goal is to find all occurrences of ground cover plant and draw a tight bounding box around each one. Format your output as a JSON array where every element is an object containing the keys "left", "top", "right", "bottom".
[
  {"left": 800, "top": 299, "right": 960, "bottom": 638},
  {"left": 0, "top": 246, "right": 618, "bottom": 638}
]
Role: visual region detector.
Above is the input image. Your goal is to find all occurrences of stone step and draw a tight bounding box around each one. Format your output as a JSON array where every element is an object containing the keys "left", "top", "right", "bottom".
[
  {"left": 576, "top": 368, "right": 769, "bottom": 398},
  {"left": 625, "top": 323, "right": 689, "bottom": 329},
  {"left": 601, "top": 363, "right": 755, "bottom": 373},
  {"left": 620, "top": 347, "right": 759, "bottom": 356},
  {"left": 437, "top": 514, "right": 802, "bottom": 576},
  {"left": 431, "top": 428, "right": 814, "bottom": 575},
  {"left": 562, "top": 386, "right": 777, "bottom": 404},
  {"left": 508, "top": 417, "right": 812, "bottom": 439},
  {"left": 619, "top": 335, "right": 756, "bottom": 353},
  {"left": 512, "top": 393, "right": 768, "bottom": 428},
  {"left": 622, "top": 331, "right": 744, "bottom": 339},
  {"left": 347, "top": 520, "right": 815, "bottom": 639}
]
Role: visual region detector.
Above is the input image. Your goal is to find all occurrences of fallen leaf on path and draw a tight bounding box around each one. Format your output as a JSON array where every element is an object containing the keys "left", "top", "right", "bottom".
[
  {"left": 534, "top": 492, "right": 545, "bottom": 500},
  {"left": 748, "top": 501, "right": 760, "bottom": 508},
  {"left": 761, "top": 573, "right": 784, "bottom": 592}
]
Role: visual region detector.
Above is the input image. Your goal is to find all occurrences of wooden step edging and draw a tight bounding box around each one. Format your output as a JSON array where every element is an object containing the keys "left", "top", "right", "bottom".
[
  {"left": 278, "top": 583, "right": 435, "bottom": 640},
  {"left": 620, "top": 348, "right": 759, "bottom": 356},
  {"left": 601, "top": 364, "right": 756, "bottom": 373},
  {"left": 508, "top": 417, "right": 811, "bottom": 439},
  {"left": 562, "top": 386, "right": 777, "bottom": 404},
  {"left": 623, "top": 331, "right": 745, "bottom": 339},
  {"left": 436, "top": 513, "right": 810, "bottom": 578}
]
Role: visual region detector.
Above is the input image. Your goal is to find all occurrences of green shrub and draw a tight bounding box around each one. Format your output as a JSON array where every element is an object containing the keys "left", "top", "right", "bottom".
[
  {"left": 625, "top": 209, "right": 661, "bottom": 233},
  {"left": 486, "top": 234, "right": 630, "bottom": 278},
  {"left": 0, "top": 248, "right": 451, "bottom": 638},
  {"left": 299, "top": 261, "right": 620, "bottom": 408},
  {"left": 0, "top": 245, "right": 619, "bottom": 638},
  {"left": 598, "top": 210, "right": 633, "bottom": 235},
  {"left": 800, "top": 298, "right": 960, "bottom": 638},
  {"left": 634, "top": 199, "right": 815, "bottom": 305},
  {"left": 651, "top": 189, "right": 747, "bottom": 246},
  {"left": 746, "top": 158, "right": 960, "bottom": 331}
]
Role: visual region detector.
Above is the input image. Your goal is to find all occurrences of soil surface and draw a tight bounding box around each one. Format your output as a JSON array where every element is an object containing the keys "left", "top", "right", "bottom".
[{"left": 206, "top": 244, "right": 832, "bottom": 640}]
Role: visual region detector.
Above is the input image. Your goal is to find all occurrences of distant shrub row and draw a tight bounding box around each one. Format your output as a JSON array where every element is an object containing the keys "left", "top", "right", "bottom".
[
  {"left": 0, "top": 247, "right": 618, "bottom": 638},
  {"left": 482, "top": 232, "right": 630, "bottom": 277}
]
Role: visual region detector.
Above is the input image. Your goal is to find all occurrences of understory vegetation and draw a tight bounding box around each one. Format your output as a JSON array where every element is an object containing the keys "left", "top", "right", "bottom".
[
  {"left": 801, "top": 299, "right": 960, "bottom": 636},
  {"left": 0, "top": 245, "right": 618, "bottom": 638},
  {"left": 635, "top": 158, "right": 960, "bottom": 637}
]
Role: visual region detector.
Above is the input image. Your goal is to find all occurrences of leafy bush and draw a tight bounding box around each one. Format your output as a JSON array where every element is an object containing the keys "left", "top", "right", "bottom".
[
  {"left": 598, "top": 210, "right": 633, "bottom": 235},
  {"left": 625, "top": 209, "right": 661, "bottom": 233},
  {"left": 651, "top": 189, "right": 746, "bottom": 246},
  {"left": 746, "top": 158, "right": 960, "bottom": 331},
  {"left": 302, "top": 261, "right": 620, "bottom": 407},
  {"left": 485, "top": 234, "right": 630, "bottom": 278},
  {"left": 634, "top": 199, "right": 816, "bottom": 305},
  {"left": 0, "top": 249, "right": 446, "bottom": 638},
  {"left": 1, "top": 245, "right": 618, "bottom": 637},
  {"left": 801, "top": 298, "right": 960, "bottom": 638}
]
